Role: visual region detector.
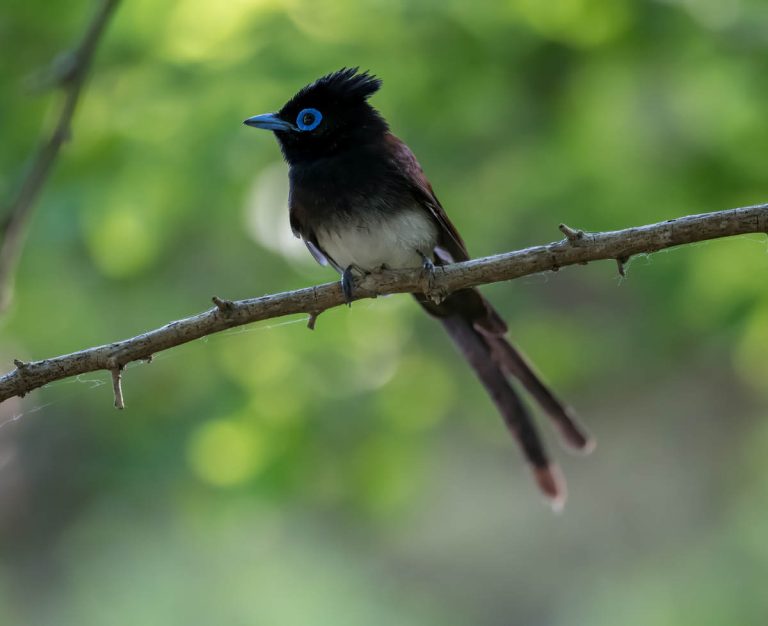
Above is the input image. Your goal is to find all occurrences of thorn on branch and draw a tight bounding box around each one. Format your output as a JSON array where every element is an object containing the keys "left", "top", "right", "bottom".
[
  {"left": 559, "top": 223, "right": 585, "bottom": 243},
  {"left": 110, "top": 367, "right": 124, "bottom": 410},
  {"left": 616, "top": 255, "right": 630, "bottom": 277},
  {"left": 106, "top": 356, "right": 125, "bottom": 409},
  {"left": 212, "top": 296, "right": 235, "bottom": 314},
  {"left": 307, "top": 311, "right": 321, "bottom": 330}
]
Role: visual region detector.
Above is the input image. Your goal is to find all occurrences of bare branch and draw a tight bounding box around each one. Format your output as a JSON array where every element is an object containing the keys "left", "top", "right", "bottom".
[
  {"left": 0, "top": 204, "right": 766, "bottom": 405},
  {"left": 0, "top": 0, "right": 120, "bottom": 312}
]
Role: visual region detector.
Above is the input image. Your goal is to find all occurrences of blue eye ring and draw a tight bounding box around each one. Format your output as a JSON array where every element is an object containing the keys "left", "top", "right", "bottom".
[{"left": 296, "top": 108, "right": 322, "bottom": 131}]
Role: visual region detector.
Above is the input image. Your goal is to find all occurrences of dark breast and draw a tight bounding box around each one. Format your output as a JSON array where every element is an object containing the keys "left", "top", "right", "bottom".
[{"left": 288, "top": 143, "right": 414, "bottom": 239}]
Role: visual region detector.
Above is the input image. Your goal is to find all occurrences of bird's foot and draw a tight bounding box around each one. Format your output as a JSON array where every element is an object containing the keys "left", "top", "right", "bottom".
[
  {"left": 341, "top": 265, "right": 365, "bottom": 306},
  {"left": 419, "top": 253, "right": 447, "bottom": 304},
  {"left": 420, "top": 255, "right": 436, "bottom": 291}
]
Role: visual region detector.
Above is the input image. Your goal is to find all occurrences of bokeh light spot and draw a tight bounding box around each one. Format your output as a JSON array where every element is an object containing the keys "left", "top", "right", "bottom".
[
  {"left": 376, "top": 354, "right": 454, "bottom": 432},
  {"left": 187, "top": 419, "right": 265, "bottom": 487},
  {"left": 163, "top": 0, "right": 276, "bottom": 63},
  {"left": 82, "top": 204, "right": 160, "bottom": 278},
  {"left": 244, "top": 162, "right": 310, "bottom": 262},
  {"left": 513, "top": 0, "right": 632, "bottom": 47}
]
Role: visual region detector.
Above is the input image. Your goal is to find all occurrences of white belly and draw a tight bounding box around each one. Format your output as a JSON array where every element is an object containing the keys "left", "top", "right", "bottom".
[{"left": 315, "top": 208, "right": 438, "bottom": 271}]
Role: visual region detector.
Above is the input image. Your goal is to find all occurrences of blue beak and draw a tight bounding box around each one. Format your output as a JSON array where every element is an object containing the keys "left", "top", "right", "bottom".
[{"left": 243, "top": 113, "right": 297, "bottom": 132}]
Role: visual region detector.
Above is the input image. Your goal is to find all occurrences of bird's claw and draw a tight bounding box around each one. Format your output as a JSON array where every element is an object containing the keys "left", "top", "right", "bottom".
[
  {"left": 421, "top": 255, "right": 436, "bottom": 290},
  {"left": 341, "top": 265, "right": 357, "bottom": 306},
  {"left": 419, "top": 253, "right": 446, "bottom": 304}
]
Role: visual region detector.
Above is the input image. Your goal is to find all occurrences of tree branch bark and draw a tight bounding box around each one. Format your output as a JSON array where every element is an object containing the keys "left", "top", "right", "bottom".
[
  {"left": 1, "top": 203, "right": 766, "bottom": 406},
  {"left": 0, "top": 0, "right": 120, "bottom": 313}
]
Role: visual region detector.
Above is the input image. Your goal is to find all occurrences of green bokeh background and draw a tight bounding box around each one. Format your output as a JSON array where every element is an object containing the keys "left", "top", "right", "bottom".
[{"left": 2, "top": 0, "right": 768, "bottom": 624}]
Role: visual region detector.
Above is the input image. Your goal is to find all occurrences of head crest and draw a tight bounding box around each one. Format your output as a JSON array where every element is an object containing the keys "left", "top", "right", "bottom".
[{"left": 284, "top": 68, "right": 382, "bottom": 110}]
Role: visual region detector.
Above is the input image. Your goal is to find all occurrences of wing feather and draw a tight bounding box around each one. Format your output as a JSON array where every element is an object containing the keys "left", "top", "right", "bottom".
[{"left": 383, "top": 133, "right": 470, "bottom": 263}]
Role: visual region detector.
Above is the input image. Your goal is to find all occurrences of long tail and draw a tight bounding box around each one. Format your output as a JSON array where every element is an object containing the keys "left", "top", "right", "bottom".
[
  {"left": 482, "top": 333, "right": 593, "bottom": 452},
  {"left": 418, "top": 288, "right": 593, "bottom": 508}
]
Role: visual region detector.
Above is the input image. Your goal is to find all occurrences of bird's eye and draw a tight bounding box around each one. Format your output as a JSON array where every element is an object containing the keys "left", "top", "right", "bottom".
[{"left": 296, "top": 108, "right": 322, "bottom": 131}]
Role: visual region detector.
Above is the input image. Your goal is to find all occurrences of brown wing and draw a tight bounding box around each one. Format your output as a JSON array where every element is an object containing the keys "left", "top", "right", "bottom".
[
  {"left": 383, "top": 134, "right": 470, "bottom": 263},
  {"left": 383, "top": 134, "right": 507, "bottom": 335}
]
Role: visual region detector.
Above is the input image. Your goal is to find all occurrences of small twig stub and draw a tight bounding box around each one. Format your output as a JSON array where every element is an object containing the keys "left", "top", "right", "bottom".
[
  {"left": 559, "top": 223, "right": 585, "bottom": 242},
  {"left": 110, "top": 367, "right": 124, "bottom": 410},
  {"left": 307, "top": 312, "right": 320, "bottom": 330},
  {"left": 616, "top": 256, "right": 629, "bottom": 277},
  {"left": 212, "top": 296, "right": 235, "bottom": 313}
]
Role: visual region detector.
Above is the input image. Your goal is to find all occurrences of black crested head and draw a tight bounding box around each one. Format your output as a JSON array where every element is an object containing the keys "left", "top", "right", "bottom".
[
  {"left": 244, "top": 68, "right": 388, "bottom": 164},
  {"left": 283, "top": 67, "right": 382, "bottom": 110}
]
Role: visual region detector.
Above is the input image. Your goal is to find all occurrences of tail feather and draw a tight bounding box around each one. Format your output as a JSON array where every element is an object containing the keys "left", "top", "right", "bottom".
[
  {"left": 417, "top": 285, "right": 593, "bottom": 508},
  {"left": 441, "top": 315, "right": 566, "bottom": 508},
  {"left": 481, "top": 332, "right": 594, "bottom": 452}
]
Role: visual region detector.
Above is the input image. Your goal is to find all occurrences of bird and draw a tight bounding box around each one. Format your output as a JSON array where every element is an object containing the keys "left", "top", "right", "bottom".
[{"left": 244, "top": 68, "right": 593, "bottom": 508}]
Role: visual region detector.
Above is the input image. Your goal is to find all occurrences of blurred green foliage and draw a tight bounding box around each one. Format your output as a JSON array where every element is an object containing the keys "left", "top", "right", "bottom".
[{"left": 1, "top": 0, "right": 767, "bottom": 624}]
